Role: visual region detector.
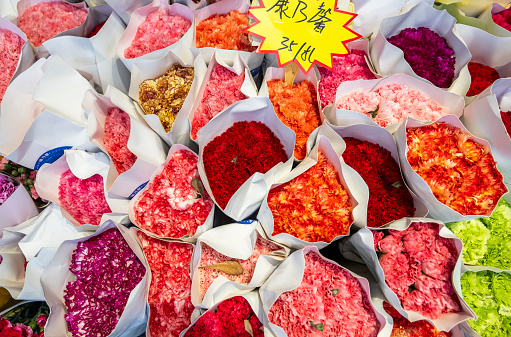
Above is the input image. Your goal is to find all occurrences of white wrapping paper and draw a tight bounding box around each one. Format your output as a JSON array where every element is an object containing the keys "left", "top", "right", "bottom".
[
  {"left": 34, "top": 149, "right": 114, "bottom": 226},
  {"left": 0, "top": 173, "right": 38, "bottom": 234},
  {"left": 104, "top": 0, "right": 151, "bottom": 24},
  {"left": 43, "top": 5, "right": 130, "bottom": 94},
  {"left": 128, "top": 50, "right": 207, "bottom": 148},
  {"left": 370, "top": 2, "right": 471, "bottom": 96},
  {"left": 116, "top": 0, "right": 195, "bottom": 71},
  {"left": 192, "top": 0, "right": 264, "bottom": 71},
  {"left": 258, "top": 134, "right": 368, "bottom": 249},
  {"left": 462, "top": 79, "right": 511, "bottom": 184},
  {"left": 395, "top": 115, "right": 508, "bottom": 222},
  {"left": 342, "top": 217, "right": 476, "bottom": 332},
  {"left": 0, "top": 227, "right": 28, "bottom": 298},
  {"left": 41, "top": 220, "right": 149, "bottom": 337},
  {"left": 197, "top": 97, "right": 295, "bottom": 221},
  {"left": 188, "top": 50, "right": 258, "bottom": 141},
  {"left": 190, "top": 221, "right": 288, "bottom": 308},
  {"left": 85, "top": 86, "right": 169, "bottom": 198},
  {"left": 259, "top": 246, "right": 389, "bottom": 337},
  {"left": 319, "top": 122, "right": 428, "bottom": 218},
  {"left": 128, "top": 144, "right": 214, "bottom": 241},
  {"left": 327, "top": 73, "right": 464, "bottom": 134}
]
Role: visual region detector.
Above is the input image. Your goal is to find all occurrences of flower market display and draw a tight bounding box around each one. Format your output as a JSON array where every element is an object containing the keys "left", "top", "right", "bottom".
[
  {"left": 17, "top": 1, "right": 88, "bottom": 47},
  {"left": 406, "top": 121, "right": 507, "bottom": 216},
  {"left": 3, "top": 1, "right": 511, "bottom": 336},
  {"left": 133, "top": 148, "right": 213, "bottom": 238},
  {"left": 373, "top": 222, "right": 461, "bottom": 319}
]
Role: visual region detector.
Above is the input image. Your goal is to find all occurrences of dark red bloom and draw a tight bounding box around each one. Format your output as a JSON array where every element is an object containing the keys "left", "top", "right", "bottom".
[
  {"left": 87, "top": 21, "right": 106, "bottom": 38},
  {"left": 342, "top": 137, "right": 415, "bottom": 227},
  {"left": 467, "top": 62, "right": 500, "bottom": 97},
  {"left": 202, "top": 121, "right": 287, "bottom": 209},
  {"left": 501, "top": 110, "right": 511, "bottom": 136}
]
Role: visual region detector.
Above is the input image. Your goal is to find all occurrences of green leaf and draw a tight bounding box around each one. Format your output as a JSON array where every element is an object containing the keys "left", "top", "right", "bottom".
[
  {"left": 331, "top": 289, "right": 338, "bottom": 296},
  {"left": 309, "top": 321, "right": 324, "bottom": 331},
  {"left": 231, "top": 157, "right": 237, "bottom": 165}
]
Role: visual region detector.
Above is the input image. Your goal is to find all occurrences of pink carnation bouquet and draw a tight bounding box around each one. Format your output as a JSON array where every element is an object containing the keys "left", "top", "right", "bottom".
[
  {"left": 0, "top": 27, "right": 24, "bottom": 104},
  {"left": 103, "top": 107, "right": 137, "bottom": 174},
  {"left": 263, "top": 248, "right": 382, "bottom": 337}
]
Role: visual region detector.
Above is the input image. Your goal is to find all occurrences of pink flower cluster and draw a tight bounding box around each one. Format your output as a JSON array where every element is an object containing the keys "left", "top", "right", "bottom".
[
  {"left": 0, "top": 29, "right": 23, "bottom": 104},
  {"left": 0, "top": 174, "right": 16, "bottom": 205},
  {"left": 191, "top": 65, "right": 247, "bottom": 140},
  {"left": 318, "top": 50, "right": 376, "bottom": 109},
  {"left": 492, "top": 7, "right": 511, "bottom": 32},
  {"left": 133, "top": 149, "right": 214, "bottom": 238},
  {"left": 373, "top": 222, "right": 461, "bottom": 319},
  {"left": 336, "top": 83, "right": 449, "bottom": 127},
  {"left": 268, "top": 251, "right": 381, "bottom": 337},
  {"left": 138, "top": 232, "right": 194, "bottom": 337},
  {"left": 58, "top": 170, "right": 111, "bottom": 226},
  {"left": 184, "top": 296, "right": 264, "bottom": 337},
  {"left": 18, "top": 1, "right": 88, "bottom": 47},
  {"left": 103, "top": 107, "right": 137, "bottom": 174},
  {"left": 199, "top": 233, "right": 282, "bottom": 300},
  {"left": 124, "top": 9, "right": 191, "bottom": 59},
  {"left": 64, "top": 228, "right": 145, "bottom": 337}
]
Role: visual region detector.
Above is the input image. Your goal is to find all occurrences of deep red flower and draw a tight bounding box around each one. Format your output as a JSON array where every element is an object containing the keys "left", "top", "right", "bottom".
[
  {"left": 202, "top": 121, "right": 287, "bottom": 209},
  {"left": 87, "top": 21, "right": 106, "bottom": 38},
  {"left": 342, "top": 137, "right": 415, "bottom": 227},
  {"left": 0, "top": 328, "right": 22, "bottom": 337},
  {"left": 501, "top": 110, "right": 511, "bottom": 136},
  {"left": 467, "top": 62, "right": 500, "bottom": 97}
]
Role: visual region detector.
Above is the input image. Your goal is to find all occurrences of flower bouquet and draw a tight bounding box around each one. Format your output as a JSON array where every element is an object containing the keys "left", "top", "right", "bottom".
[
  {"left": 189, "top": 51, "right": 257, "bottom": 141},
  {"left": 85, "top": 86, "right": 169, "bottom": 199},
  {"left": 343, "top": 218, "right": 475, "bottom": 331},
  {"left": 129, "top": 145, "right": 214, "bottom": 240},
  {"left": 260, "top": 247, "right": 386, "bottom": 337},
  {"left": 259, "top": 66, "right": 322, "bottom": 160},
  {"left": 258, "top": 133, "right": 368, "bottom": 249},
  {"left": 197, "top": 97, "right": 295, "bottom": 221},
  {"left": 324, "top": 122, "right": 428, "bottom": 227},
  {"left": 34, "top": 150, "right": 113, "bottom": 227},
  {"left": 116, "top": 0, "right": 194, "bottom": 71},
  {"left": 455, "top": 24, "right": 511, "bottom": 100},
  {"left": 447, "top": 197, "right": 511, "bottom": 270},
  {"left": 478, "top": 3, "right": 511, "bottom": 37},
  {"left": 181, "top": 292, "right": 267, "bottom": 337},
  {"left": 317, "top": 39, "right": 378, "bottom": 110},
  {"left": 370, "top": 2, "right": 471, "bottom": 95},
  {"left": 193, "top": 0, "right": 263, "bottom": 72},
  {"left": 40, "top": 220, "right": 149, "bottom": 337},
  {"left": 0, "top": 171, "right": 38, "bottom": 233},
  {"left": 128, "top": 50, "right": 207, "bottom": 146},
  {"left": 329, "top": 74, "right": 464, "bottom": 134},
  {"left": 460, "top": 266, "right": 511, "bottom": 337},
  {"left": 133, "top": 229, "right": 194, "bottom": 337},
  {"left": 190, "top": 221, "right": 287, "bottom": 308},
  {"left": 0, "top": 301, "right": 49, "bottom": 337},
  {"left": 395, "top": 115, "right": 508, "bottom": 222},
  {"left": 462, "top": 78, "right": 511, "bottom": 184}
]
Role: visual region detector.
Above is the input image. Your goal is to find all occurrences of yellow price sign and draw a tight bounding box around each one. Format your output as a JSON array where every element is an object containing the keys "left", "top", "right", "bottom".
[{"left": 246, "top": 0, "right": 361, "bottom": 73}]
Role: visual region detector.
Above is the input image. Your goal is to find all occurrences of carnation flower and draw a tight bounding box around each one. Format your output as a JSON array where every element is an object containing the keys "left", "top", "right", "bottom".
[
  {"left": 202, "top": 121, "right": 287, "bottom": 209},
  {"left": 268, "top": 150, "right": 353, "bottom": 242},
  {"left": 268, "top": 251, "right": 380, "bottom": 337},
  {"left": 374, "top": 222, "right": 460, "bottom": 319},
  {"left": 500, "top": 110, "right": 511, "bottom": 136},
  {"left": 184, "top": 296, "right": 264, "bottom": 337},
  {"left": 138, "top": 232, "right": 194, "bottom": 337},
  {"left": 0, "top": 29, "right": 23, "bottom": 104},
  {"left": 387, "top": 27, "right": 455, "bottom": 88},
  {"left": 87, "top": 21, "right": 105, "bottom": 38},
  {"left": 467, "top": 62, "right": 500, "bottom": 97},
  {"left": 64, "top": 228, "right": 145, "bottom": 337},
  {"left": 267, "top": 79, "right": 320, "bottom": 159},
  {"left": 133, "top": 149, "right": 214, "bottom": 238},
  {"left": 406, "top": 122, "right": 507, "bottom": 216},
  {"left": 139, "top": 64, "right": 194, "bottom": 132},
  {"left": 342, "top": 137, "right": 415, "bottom": 227},
  {"left": 492, "top": 7, "right": 511, "bottom": 32},
  {"left": 191, "top": 64, "right": 247, "bottom": 140},
  {"left": 198, "top": 233, "right": 282, "bottom": 300},
  {"left": 196, "top": 10, "right": 256, "bottom": 51},
  {"left": 0, "top": 174, "right": 17, "bottom": 206},
  {"left": 58, "top": 170, "right": 112, "bottom": 226},
  {"left": 18, "top": 1, "right": 88, "bottom": 47},
  {"left": 318, "top": 50, "right": 376, "bottom": 109},
  {"left": 103, "top": 107, "right": 137, "bottom": 174},
  {"left": 336, "top": 83, "right": 450, "bottom": 127},
  {"left": 124, "top": 9, "right": 191, "bottom": 59}
]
